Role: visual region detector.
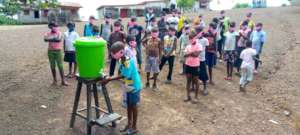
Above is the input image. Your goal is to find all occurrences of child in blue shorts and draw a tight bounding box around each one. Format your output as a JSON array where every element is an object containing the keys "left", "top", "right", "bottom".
[{"left": 107, "top": 41, "right": 142, "bottom": 135}]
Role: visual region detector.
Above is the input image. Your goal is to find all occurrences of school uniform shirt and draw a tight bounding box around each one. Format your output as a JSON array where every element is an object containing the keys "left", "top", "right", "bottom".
[
  {"left": 250, "top": 30, "right": 266, "bottom": 54},
  {"left": 45, "top": 31, "right": 62, "bottom": 50},
  {"left": 167, "top": 16, "right": 179, "bottom": 31},
  {"left": 197, "top": 37, "right": 209, "bottom": 62},
  {"left": 83, "top": 23, "right": 93, "bottom": 37},
  {"left": 184, "top": 43, "right": 203, "bottom": 67},
  {"left": 179, "top": 33, "right": 189, "bottom": 51},
  {"left": 163, "top": 35, "right": 177, "bottom": 56},
  {"left": 100, "top": 23, "right": 113, "bottom": 42},
  {"left": 124, "top": 46, "right": 137, "bottom": 65},
  {"left": 240, "top": 48, "right": 257, "bottom": 69},
  {"left": 145, "top": 13, "right": 155, "bottom": 26},
  {"left": 119, "top": 57, "right": 142, "bottom": 93},
  {"left": 64, "top": 31, "right": 79, "bottom": 52},
  {"left": 224, "top": 31, "right": 238, "bottom": 51}
]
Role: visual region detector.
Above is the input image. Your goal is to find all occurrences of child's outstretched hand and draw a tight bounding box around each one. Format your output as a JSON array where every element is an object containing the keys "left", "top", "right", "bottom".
[{"left": 101, "top": 77, "right": 111, "bottom": 85}]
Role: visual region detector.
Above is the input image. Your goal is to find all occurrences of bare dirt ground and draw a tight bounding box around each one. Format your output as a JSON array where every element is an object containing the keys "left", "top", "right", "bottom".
[{"left": 1, "top": 6, "right": 300, "bottom": 135}]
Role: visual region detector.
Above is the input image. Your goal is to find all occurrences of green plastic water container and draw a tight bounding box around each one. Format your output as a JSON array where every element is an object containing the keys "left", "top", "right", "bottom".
[{"left": 75, "top": 37, "right": 107, "bottom": 79}]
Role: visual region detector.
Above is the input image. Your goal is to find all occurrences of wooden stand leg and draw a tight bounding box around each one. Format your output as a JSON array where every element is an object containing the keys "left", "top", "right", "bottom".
[
  {"left": 101, "top": 85, "right": 116, "bottom": 127},
  {"left": 86, "top": 84, "right": 92, "bottom": 135},
  {"left": 92, "top": 84, "right": 100, "bottom": 118},
  {"left": 70, "top": 82, "right": 82, "bottom": 128}
]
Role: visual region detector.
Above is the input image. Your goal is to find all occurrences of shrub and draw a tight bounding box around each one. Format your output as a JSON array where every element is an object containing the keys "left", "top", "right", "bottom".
[
  {"left": 234, "top": 3, "right": 250, "bottom": 9},
  {"left": 0, "top": 15, "right": 22, "bottom": 25}
]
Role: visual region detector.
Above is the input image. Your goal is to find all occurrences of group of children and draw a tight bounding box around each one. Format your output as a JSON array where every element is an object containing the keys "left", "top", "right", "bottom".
[{"left": 43, "top": 9, "right": 266, "bottom": 135}]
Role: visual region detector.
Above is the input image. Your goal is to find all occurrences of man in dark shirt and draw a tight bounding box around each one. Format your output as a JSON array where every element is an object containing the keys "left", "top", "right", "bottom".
[
  {"left": 108, "top": 21, "right": 126, "bottom": 76},
  {"left": 157, "top": 12, "right": 168, "bottom": 41}
]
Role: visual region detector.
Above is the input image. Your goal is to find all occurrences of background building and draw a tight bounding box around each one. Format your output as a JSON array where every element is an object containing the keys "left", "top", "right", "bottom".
[
  {"left": 17, "top": 2, "right": 82, "bottom": 24},
  {"left": 97, "top": 0, "right": 168, "bottom": 19}
]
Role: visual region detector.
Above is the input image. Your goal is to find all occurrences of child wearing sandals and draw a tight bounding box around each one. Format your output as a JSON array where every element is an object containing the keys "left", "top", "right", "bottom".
[
  {"left": 107, "top": 42, "right": 142, "bottom": 135},
  {"left": 63, "top": 22, "right": 79, "bottom": 78},
  {"left": 197, "top": 28, "right": 210, "bottom": 96},
  {"left": 184, "top": 31, "right": 202, "bottom": 102}
]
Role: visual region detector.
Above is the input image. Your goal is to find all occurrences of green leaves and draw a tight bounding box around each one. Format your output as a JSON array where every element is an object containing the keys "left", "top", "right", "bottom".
[
  {"left": 0, "top": 0, "right": 21, "bottom": 16},
  {"left": 36, "top": 0, "right": 59, "bottom": 9},
  {"left": 0, "top": 0, "right": 59, "bottom": 16},
  {"left": 0, "top": 15, "right": 22, "bottom": 25},
  {"left": 177, "top": 0, "right": 195, "bottom": 10}
]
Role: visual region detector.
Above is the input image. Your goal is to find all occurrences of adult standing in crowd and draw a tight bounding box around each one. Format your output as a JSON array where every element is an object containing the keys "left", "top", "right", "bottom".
[
  {"left": 157, "top": 12, "right": 168, "bottom": 41},
  {"left": 83, "top": 16, "right": 96, "bottom": 37},
  {"left": 145, "top": 8, "right": 155, "bottom": 30}
]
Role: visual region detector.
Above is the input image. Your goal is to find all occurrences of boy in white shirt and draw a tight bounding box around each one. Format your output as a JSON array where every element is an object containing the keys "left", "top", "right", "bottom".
[
  {"left": 224, "top": 22, "right": 238, "bottom": 81},
  {"left": 63, "top": 22, "right": 79, "bottom": 78},
  {"left": 239, "top": 41, "right": 260, "bottom": 92},
  {"left": 167, "top": 10, "right": 179, "bottom": 32}
]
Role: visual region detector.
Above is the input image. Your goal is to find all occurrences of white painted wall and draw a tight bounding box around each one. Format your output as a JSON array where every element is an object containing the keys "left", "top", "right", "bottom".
[
  {"left": 145, "top": 1, "right": 167, "bottom": 8},
  {"left": 18, "top": 10, "right": 48, "bottom": 23}
]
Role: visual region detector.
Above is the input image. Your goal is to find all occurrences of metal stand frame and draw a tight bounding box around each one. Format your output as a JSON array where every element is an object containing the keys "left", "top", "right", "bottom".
[{"left": 69, "top": 75, "right": 121, "bottom": 135}]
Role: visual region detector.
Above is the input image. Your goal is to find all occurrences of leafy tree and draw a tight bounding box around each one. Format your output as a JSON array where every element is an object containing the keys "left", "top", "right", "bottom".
[
  {"left": 0, "top": 0, "right": 21, "bottom": 17},
  {"left": 36, "top": 0, "right": 59, "bottom": 9},
  {"left": 0, "top": 0, "right": 58, "bottom": 16},
  {"left": 177, "top": 0, "right": 195, "bottom": 10}
]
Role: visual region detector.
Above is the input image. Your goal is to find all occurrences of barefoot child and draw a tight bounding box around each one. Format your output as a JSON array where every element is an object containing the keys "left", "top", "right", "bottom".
[
  {"left": 204, "top": 23, "right": 218, "bottom": 85},
  {"left": 44, "top": 22, "right": 68, "bottom": 86},
  {"left": 224, "top": 22, "right": 238, "bottom": 81},
  {"left": 63, "top": 22, "right": 79, "bottom": 78},
  {"left": 178, "top": 26, "right": 190, "bottom": 74},
  {"left": 159, "top": 27, "right": 177, "bottom": 84},
  {"left": 142, "top": 27, "right": 162, "bottom": 90},
  {"left": 239, "top": 41, "right": 258, "bottom": 92},
  {"left": 197, "top": 28, "right": 210, "bottom": 95},
  {"left": 108, "top": 42, "right": 142, "bottom": 135},
  {"left": 184, "top": 31, "right": 202, "bottom": 102},
  {"left": 235, "top": 21, "right": 251, "bottom": 75}
]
